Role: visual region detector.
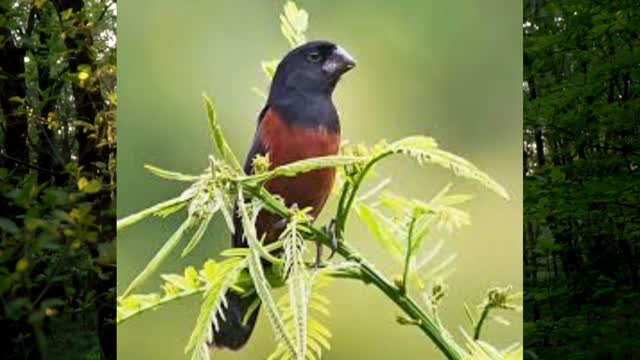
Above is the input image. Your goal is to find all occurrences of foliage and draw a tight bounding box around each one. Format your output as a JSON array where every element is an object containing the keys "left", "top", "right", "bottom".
[
  {"left": 523, "top": 0, "right": 640, "bottom": 358},
  {"left": 0, "top": 0, "right": 116, "bottom": 359},
  {"left": 117, "top": 2, "right": 520, "bottom": 360}
]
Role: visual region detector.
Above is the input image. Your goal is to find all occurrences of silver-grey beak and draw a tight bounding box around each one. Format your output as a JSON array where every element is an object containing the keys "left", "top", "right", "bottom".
[{"left": 323, "top": 46, "right": 357, "bottom": 75}]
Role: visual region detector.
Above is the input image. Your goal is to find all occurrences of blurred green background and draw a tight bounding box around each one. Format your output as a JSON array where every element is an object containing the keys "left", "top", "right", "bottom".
[{"left": 117, "top": 0, "right": 522, "bottom": 359}]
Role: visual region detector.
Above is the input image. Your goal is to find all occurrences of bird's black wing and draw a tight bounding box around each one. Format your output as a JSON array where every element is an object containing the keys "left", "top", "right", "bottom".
[{"left": 232, "top": 105, "right": 269, "bottom": 247}]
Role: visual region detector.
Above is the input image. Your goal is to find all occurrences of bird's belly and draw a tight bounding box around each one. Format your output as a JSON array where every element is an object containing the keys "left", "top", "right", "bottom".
[
  {"left": 266, "top": 167, "right": 336, "bottom": 215},
  {"left": 256, "top": 167, "right": 336, "bottom": 242},
  {"left": 264, "top": 125, "right": 340, "bottom": 214},
  {"left": 256, "top": 115, "right": 340, "bottom": 240}
]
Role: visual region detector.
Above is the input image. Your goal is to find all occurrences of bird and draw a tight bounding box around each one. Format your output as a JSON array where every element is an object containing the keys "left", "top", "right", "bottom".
[{"left": 210, "top": 40, "right": 356, "bottom": 351}]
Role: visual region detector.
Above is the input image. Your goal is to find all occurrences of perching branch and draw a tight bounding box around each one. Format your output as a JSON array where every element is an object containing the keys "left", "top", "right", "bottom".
[{"left": 242, "top": 182, "right": 464, "bottom": 359}]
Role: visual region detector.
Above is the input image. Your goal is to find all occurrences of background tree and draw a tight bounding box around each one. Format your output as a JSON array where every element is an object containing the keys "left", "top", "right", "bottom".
[
  {"left": 523, "top": 0, "right": 639, "bottom": 358},
  {"left": 0, "top": 0, "right": 116, "bottom": 359}
]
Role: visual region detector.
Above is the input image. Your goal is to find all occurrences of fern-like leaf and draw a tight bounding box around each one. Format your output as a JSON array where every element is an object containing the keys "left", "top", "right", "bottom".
[
  {"left": 270, "top": 270, "right": 333, "bottom": 360},
  {"left": 262, "top": 59, "right": 280, "bottom": 80},
  {"left": 121, "top": 216, "right": 195, "bottom": 297},
  {"left": 185, "top": 258, "right": 246, "bottom": 360},
  {"left": 203, "top": 95, "right": 242, "bottom": 172},
  {"left": 279, "top": 207, "right": 313, "bottom": 359},
  {"left": 116, "top": 186, "right": 196, "bottom": 231},
  {"left": 280, "top": 1, "right": 308, "bottom": 47},
  {"left": 356, "top": 203, "right": 404, "bottom": 263},
  {"left": 237, "top": 190, "right": 298, "bottom": 357},
  {"left": 144, "top": 163, "right": 202, "bottom": 182},
  {"left": 240, "top": 155, "right": 366, "bottom": 184},
  {"left": 391, "top": 136, "right": 510, "bottom": 200},
  {"left": 117, "top": 258, "right": 244, "bottom": 326}
]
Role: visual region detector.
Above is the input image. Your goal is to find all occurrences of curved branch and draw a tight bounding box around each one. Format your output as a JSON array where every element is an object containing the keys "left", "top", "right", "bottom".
[{"left": 244, "top": 183, "right": 464, "bottom": 360}]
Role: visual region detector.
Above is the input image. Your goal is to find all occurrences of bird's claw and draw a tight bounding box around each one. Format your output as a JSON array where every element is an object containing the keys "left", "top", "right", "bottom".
[
  {"left": 314, "top": 241, "right": 324, "bottom": 269},
  {"left": 326, "top": 219, "right": 339, "bottom": 260},
  {"left": 314, "top": 219, "right": 340, "bottom": 268}
]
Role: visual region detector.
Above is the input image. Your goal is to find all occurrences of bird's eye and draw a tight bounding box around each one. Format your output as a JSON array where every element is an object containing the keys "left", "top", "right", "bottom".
[{"left": 307, "top": 52, "right": 322, "bottom": 63}]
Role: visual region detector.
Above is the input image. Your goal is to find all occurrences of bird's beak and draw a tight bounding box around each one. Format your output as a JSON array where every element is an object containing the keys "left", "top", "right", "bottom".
[{"left": 323, "top": 46, "right": 357, "bottom": 75}]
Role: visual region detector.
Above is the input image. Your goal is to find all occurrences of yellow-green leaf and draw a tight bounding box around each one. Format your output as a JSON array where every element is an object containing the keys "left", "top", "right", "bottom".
[{"left": 77, "top": 177, "right": 102, "bottom": 194}]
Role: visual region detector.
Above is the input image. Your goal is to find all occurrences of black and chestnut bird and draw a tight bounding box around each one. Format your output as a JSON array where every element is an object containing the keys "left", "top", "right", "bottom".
[{"left": 210, "top": 41, "right": 356, "bottom": 351}]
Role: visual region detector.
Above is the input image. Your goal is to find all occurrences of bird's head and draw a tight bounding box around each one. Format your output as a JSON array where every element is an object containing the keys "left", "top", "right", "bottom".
[{"left": 269, "top": 40, "right": 356, "bottom": 101}]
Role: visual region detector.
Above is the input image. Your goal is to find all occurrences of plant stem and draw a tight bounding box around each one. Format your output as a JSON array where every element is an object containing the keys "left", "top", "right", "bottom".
[
  {"left": 246, "top": 184, "right": 464, "bottom": 360},
  {"left": 473, "top": 303, "right": 491, "bottom": 341},
  {"left": 401, "top": 212, "right": 419, "bottom": 294},
  {"left": 336, "top": 152, "right": 392, "bottom": 235},
  {"left": 335, "top": 241, "right": 463, "bottom": 360}
]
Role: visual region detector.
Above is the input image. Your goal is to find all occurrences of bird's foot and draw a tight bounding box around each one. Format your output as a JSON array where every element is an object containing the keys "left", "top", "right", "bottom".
[{"left": 314, "top": 219, "right": 340, "bottom": 268}]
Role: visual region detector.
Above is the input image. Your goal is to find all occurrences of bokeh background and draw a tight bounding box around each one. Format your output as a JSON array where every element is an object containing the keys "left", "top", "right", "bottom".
[{"left": 117, "top": 1, "right": 522, "bottom": 359}]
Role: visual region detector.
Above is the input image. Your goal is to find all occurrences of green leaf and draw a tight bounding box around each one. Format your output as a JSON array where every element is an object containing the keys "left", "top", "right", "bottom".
[
  {"left": 356, "top": 203, "right": 404, "bottom": 263},
  {"left": 154, "top": 202, "right": 187, "bottom": 218},
  {"left": 423, "top": 253, "right": 457, "bottom": 280},
  {"left": 241, "top": 155, "right": 366, "bottom": 183},
  {"left": 0, "top": 217, "right": 19, "bottom": 235},
  {"left": 252, "top": 87, "right": 268, "bottom": 100},
  {"left": 271, "top": 270, "right": 333, "bottom": 360},
  {"left": 280, "top": 1, "right": 308, "bottom": 47},
  {"left": 203, "top": 95, "right": 242, "bottom": 172},
  {"left": 122, "top": 216, "right": 195, "bottom": 297},
  {"left": 77, "top": 177, "right": 102, "bottom": 194},
  {"left": 280, "top": 211, "right": 310, "bottom": 359},
  {"left": 97, "top": 242, "right": 116, "bottom": 265},
  {"left": 391, "top": 136, "right": 510, "bottom": 200},
  {"left": 144, "top": 164, "right": 201, "bottom": 182},
  {"left": 185, "top": 259, "right": 246, "bottom": 360},
  {"left": 181, "top": 211, "right": 215, "bottom": 257},
  {"left": 117, "top": 188, "right": 196, "bottom": 231},
  {"left": 237, "top": 191, "right": 297, "bottom": 357},
  {"left": 414, "top": 239, "right": 445, "bottom": 273},
  {"left": 262, "top": 59, "right": 280, "bottom": 80},
  {"left": 463, "top": 302, "right": 477, "bottom": 327},
  {"left": 357, "top": 178, "right": 392, "bottom": 202},
  {"left": 117, "top": 258, "right": 246, "bottom": 337},
  {"left": 161, "top": 267, "right": 200, "bottom": 291}
]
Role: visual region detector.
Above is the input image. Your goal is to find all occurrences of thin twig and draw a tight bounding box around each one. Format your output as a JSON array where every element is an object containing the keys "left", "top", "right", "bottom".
[
  {"left": 402, "top": 211, "right": 419, "bottom": 294},
  {"left": 336, "top": 151, "right": 392, "bottom": 235},
  {"left": 473, "top": 304, "right": 491, "bottom": 341}
]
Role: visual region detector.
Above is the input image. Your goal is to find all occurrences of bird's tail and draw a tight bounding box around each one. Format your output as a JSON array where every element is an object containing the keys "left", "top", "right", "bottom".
[{"left": 210, "top": 291, "right": 260, "bottom": 351}]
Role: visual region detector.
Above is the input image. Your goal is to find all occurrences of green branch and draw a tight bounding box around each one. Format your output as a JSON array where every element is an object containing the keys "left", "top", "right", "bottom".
[
  {"left": 243, "top": 182, "right": 464, "bottom": 360},
  {"left": 336, "top": 152, "right": 392, "bottom": 236}
]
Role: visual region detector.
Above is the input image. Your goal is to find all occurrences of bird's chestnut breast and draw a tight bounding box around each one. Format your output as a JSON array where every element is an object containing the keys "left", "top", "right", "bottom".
[
  {"left": 258, "top": 108, "right": 340, "bottom": 166},
  {"left": 256, "top": 108, "right": 340, "bottom": 238}
]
